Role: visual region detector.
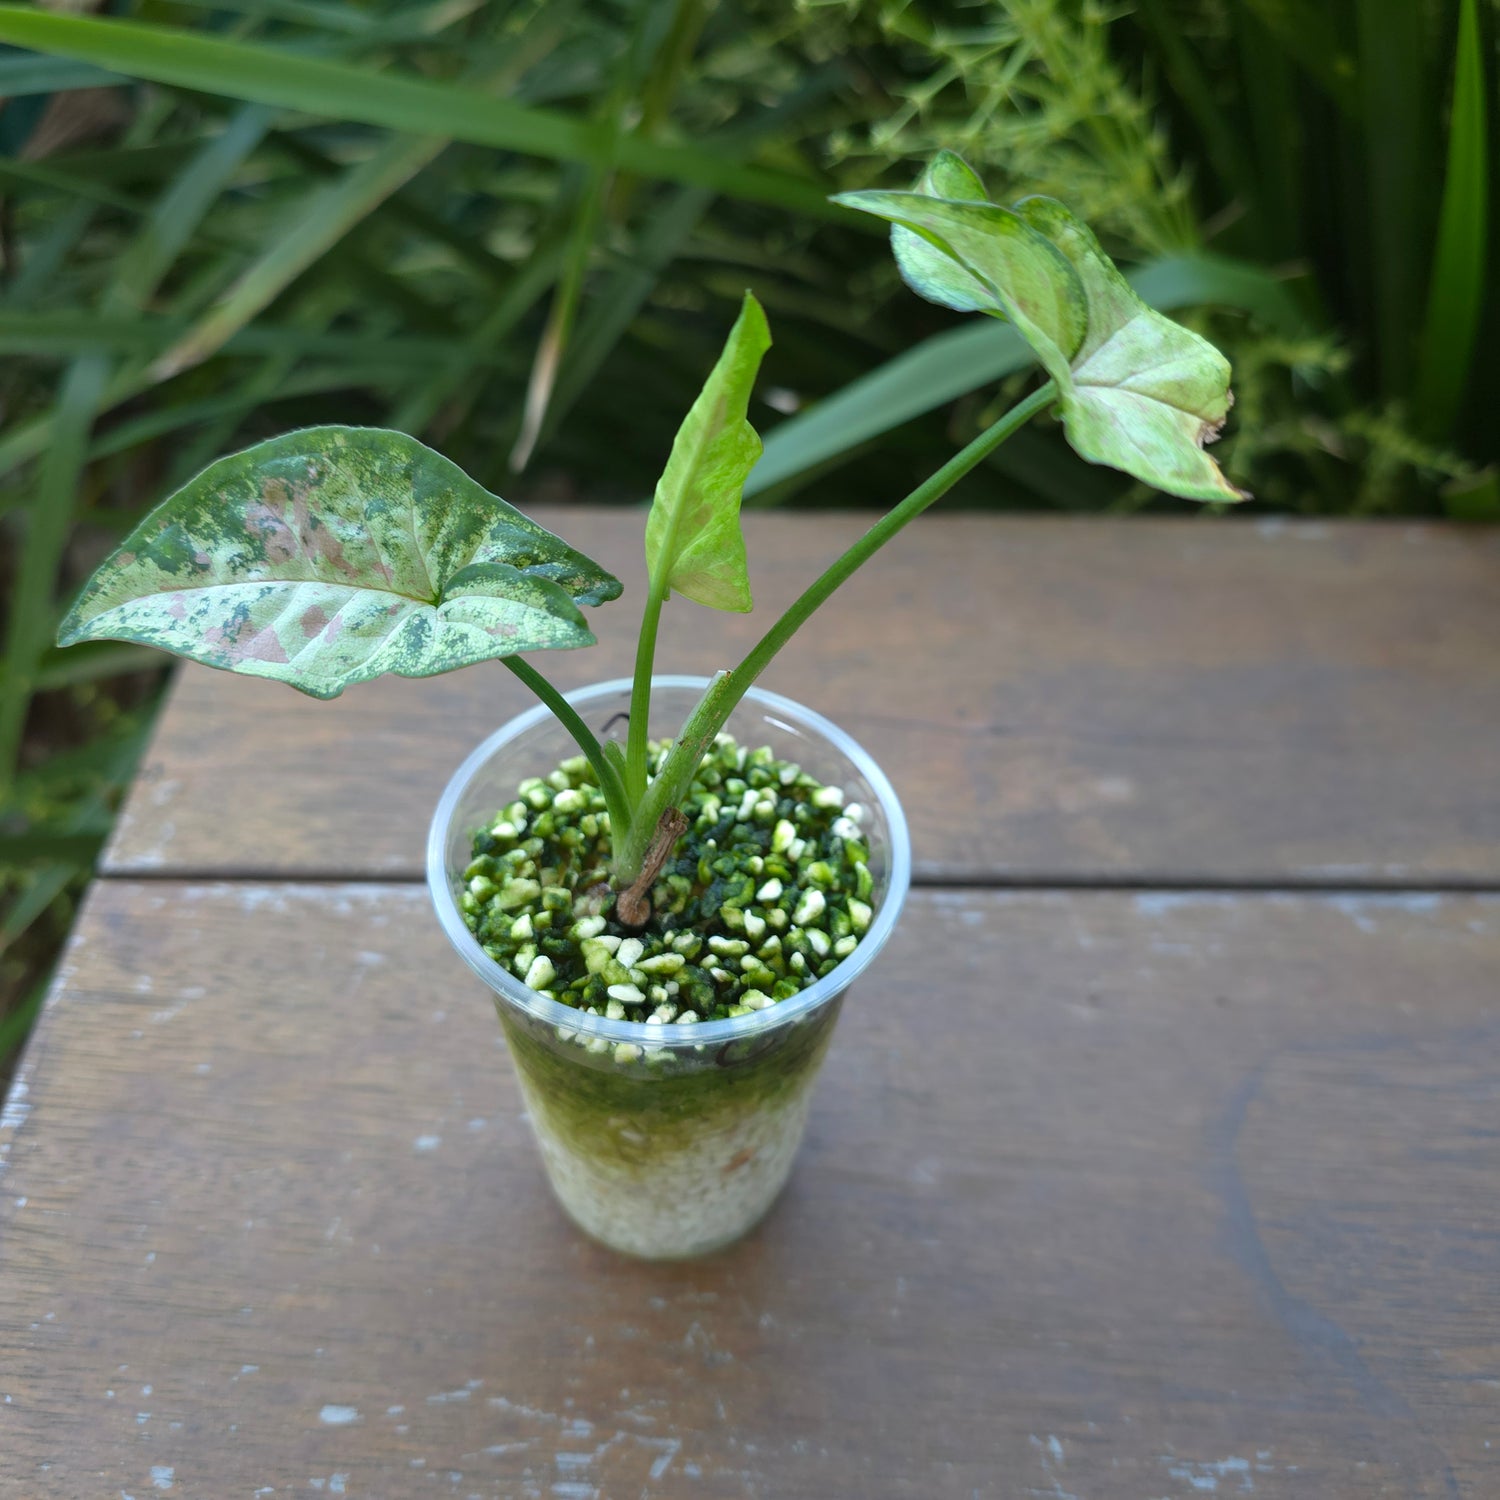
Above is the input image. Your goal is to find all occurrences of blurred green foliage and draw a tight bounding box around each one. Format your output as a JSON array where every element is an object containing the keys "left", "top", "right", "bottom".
[
  {"left": 0, "top": 0, "right": 1493, "bottom": 1073},
  {"left": 824, "top": 0, "right": 1495, "bottom": 514}
]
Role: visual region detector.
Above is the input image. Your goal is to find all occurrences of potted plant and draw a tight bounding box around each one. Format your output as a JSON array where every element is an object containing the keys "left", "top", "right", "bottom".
[{"left": 55, "top": 157, "right": 1243, "bottom": 1258}]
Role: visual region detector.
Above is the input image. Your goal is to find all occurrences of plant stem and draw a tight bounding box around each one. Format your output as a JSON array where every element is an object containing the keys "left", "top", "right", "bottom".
[
  {"left": 623, "top": 379, "right": 1058, "bottom": 873},
  {"left": 725, "top": 380, "right": 1058, "bottom": 708},
  {"left": 626, "top": 580, "right": 665, "bottom": 802},
  {"left": 501, "top": 655, "right": 633, "bottom": 841}
]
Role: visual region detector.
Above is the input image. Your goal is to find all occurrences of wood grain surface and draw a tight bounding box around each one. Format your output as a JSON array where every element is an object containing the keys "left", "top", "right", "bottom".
[
  {"left": 3, "top": 882, "right": 1497, "bottom": 1498},
  {"left": 102, "top": 514, "right": 1500, "bottom": 885}
]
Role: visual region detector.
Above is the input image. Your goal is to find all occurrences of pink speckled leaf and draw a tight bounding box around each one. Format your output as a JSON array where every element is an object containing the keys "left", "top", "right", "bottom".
[{"left": 57, "top": 426, "right": 621, "bottom": 698}]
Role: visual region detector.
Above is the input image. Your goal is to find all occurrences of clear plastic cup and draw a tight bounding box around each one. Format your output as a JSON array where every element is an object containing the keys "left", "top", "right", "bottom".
[{"left": 428, "top": 677, "right": 911, "bottom": 1259}]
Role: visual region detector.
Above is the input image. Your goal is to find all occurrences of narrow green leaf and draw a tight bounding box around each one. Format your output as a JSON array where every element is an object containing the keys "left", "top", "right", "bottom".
[
  {"left": 0, "top": 9, "right": 837, "bottom": 219},
  {"left": 541, "top": 186, "right": 713, "bottom": 445},
  {"left": 152, "top": 25, "right": 569, "bottom": 380},
  {"left": 0, "top": 971, "right": 51, "bottom": 1061},
  {"left": 388, "top": 246, "right": 562, "bottom": 436},
  {"left": 106, "top": 103, "right": 275, "bottom": 318},
  {"left": 643, "top": 292, "right": 770, "bottom": 613},
  {"left": 542, "top": 73, "right": 845, "bottom": 453},
  {"left": 0, "top": 156, "right": 156, "bottom": 217},
  {"left": 57, "top": 427, "right": 622, "bottom": 699},
  {"left": 152, "top": 130, "right": 448, "bottom": 378},
  {"left": 1136, "top": 0, "right": 1255, "bottom": 213},
  {"left": 1236, "top": 0, "right": 1358, "bottom": 116},
  {"left": 0, "top": 311, "right": 504, "bottom": 365},
  {"left": 4, "top": 197, "right": 96, "bottom": 306},
  {"left": 88, "top": 370, "right": 381, "bottom": 461},
  {"left": 1442, "top": 468, "right": 1500, "bottom": 522},
  {"left": 0, "top": 354, "right": 109, "bottom": 779},
  {"left": 0, "top": 50, "right": 122, "bottom": 96},
  {"left": 510, "top": 160, "right": 612, "bottom": 471},
  {"left": 509, "top": 0, "right": 639, "bottom": 471},
  {"left": 1355, "top": 0, "right": 1437, "bottom": 396},
  {"left": 33, "top": 641, "right": 163, "bottom": 690},
  {"left": 0, "top": 866, "right": 75, "bottom": 955},
  {"left": 832, "top": 189, "right": 1087, "bottom": 380},
  {"left": 1414, "top": 0, "right": 1489, "bottom": 438},
  {"left": 889, "top": 150, "right": 995, "bottom": 315},
  {"left": 1016, "top": 198, "right": 1245, "bottom": 502},
  {"left": 0, "top": 831, "right": 106, "bottom": 865}
]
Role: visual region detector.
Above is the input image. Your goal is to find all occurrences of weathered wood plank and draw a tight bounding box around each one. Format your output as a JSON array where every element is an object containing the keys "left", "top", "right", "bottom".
[
  {"left": 2, "top": 883, "right": 1496, "bottom": 1497},
  {"left": 101, "top": 514, "right": 1500, "bottom": 884}
]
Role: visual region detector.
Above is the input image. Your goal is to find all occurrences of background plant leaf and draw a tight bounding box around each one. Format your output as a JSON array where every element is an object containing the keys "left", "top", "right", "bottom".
[
  {"left": 643, "top": 292, "right": 770, "bottom": 613},
  {"left": 58, "top": 427, "right": 622, "bottom": 698},
  {"left": 1413, "top": 0, "right": 1489, "bottom": 438}
]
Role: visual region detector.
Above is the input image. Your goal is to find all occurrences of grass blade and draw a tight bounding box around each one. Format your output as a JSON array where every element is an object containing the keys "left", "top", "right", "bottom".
[
  {"left": 387, "top": 246, "right": 561, "bottom": 436},
  {"left": 1, "top": 866, "right": 74, "bottom": 954},
  {"left": 150, "top": 131, "right": 450, "bottom": 377},
  {"left": 0, "top": 156, "right": 156, "bottom": 216},
  {"left": 151, "top": 9, "right": 572, "bottom": 379},
  {"left": 1235, "top": 0, "right": 1358, "bottom": 116},
  {"left": 0, "top": 970, "right": 52, "bottom": 1064},
  {"left": 1136, "top": 0, "right": 1253, "bottom": 211},
  {"left": 0, "top": 831, "right": 107, "bottom": 865},
  {"left": 32, "top": 642, "right": 162, "bottom": 690},
  {"left": 0, "top": 49, "right": 122, "bottom": 96},
  {"left": 0, "top": 353, "right": 108, "bottom": 781},
  {"left": 0, "top": 8, "right": 838, "bottom": 218},
  {"left": 1354, "top": 0, "right": 1437, "bottom": 397},
  {"left": 3, "top": 197, "right": 95, "bottom": 305},
  {"left": 106, "top": 102, "right": 275, "bottom": 316},
  {"left": 0, "top": 311, "right": 508, "bottom": 364},
  {"left": 1414, "top": 0, "right": 1490, "bottom": 437},
  {"left": 541, "top": 184, "right": 714, "bottom": 448}
]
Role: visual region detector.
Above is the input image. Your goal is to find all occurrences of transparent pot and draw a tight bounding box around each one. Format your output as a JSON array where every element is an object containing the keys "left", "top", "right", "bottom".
[{"left": 428, "top": 677, "right": 911, "bottom": 1259}]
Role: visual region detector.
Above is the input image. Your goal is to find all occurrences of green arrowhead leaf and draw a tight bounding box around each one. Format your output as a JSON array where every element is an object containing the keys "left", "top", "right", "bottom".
[
  {"left": 889, "top": 150, "right": 997, "bottom": 315},
  {"left": 643, "top": 291, "right": 771, "bottom": 612},
  {"left": 57, "top": 426, "right": 622, "bottom": 698},
  {"left": 1016, "top": 197, "right": 1247, "bottom": 502},
  {"left": 832, "top": 189, "right": 1086, "bottom": 379}
]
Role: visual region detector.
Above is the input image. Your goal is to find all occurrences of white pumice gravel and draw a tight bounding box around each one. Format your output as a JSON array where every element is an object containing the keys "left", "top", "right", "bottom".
[{"left": 512, "top": 1065, "right": 822, "bottom": 1260}]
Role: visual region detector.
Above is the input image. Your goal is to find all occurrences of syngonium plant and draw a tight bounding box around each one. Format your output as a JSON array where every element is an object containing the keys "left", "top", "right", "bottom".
[{"left": 58, "top": 154, "right": 1245, "bottom": 924}]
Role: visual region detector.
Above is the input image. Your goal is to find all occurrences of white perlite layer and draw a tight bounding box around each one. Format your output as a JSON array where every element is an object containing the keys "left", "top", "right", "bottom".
[{"left": 514, "top": 1072, "right": 818, "bottom": 1260}]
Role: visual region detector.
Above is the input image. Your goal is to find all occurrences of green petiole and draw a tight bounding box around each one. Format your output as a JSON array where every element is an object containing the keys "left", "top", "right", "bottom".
[
  {"left": 612, "top": 379, "right": 1059, "bottom": 885},
  {"left": 501, "top": 655, "right": 634, "bottom": 848}
]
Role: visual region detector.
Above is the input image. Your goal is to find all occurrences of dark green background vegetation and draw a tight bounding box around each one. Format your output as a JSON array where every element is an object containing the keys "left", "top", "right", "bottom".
[{"left": 1, "top": 0, "right": 1494, "bottom": 1072}]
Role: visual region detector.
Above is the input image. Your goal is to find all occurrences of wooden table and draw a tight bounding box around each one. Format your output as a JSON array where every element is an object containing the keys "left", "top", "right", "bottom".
[{"left": 3, "top": 513, "right": 1497, "bottom": 1498}]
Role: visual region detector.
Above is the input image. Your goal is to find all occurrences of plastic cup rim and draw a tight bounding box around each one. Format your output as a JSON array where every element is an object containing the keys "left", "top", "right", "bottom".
[{"left": 426, "top": 675, "right": 912, "bottom": 1046}]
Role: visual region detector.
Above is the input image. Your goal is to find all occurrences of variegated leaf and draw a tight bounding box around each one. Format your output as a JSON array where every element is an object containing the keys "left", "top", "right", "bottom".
[
  {"left": 1015, "top": 197, "right": 1247, "bottom": 502},
  {"left": 889, "top": 150, "right": 997, "bottom": 315},
  {"left": 832, "top": 188, "right": 1087, "bottom": 379},
  {"left": 644, "top": 291, "right": 770, "bottom": 613},
  {"left": 57, "top": 426, "right": 622, "bottom": 698}
]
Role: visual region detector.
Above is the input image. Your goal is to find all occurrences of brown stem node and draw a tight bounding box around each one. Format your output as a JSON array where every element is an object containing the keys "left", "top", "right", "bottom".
[{"left": 614, "top": 807, "right": 689, "bottom": 929}]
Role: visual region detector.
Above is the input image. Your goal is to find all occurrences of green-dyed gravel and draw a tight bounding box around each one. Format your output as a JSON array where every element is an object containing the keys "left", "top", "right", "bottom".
[{"left": 459, "top": 733, "right": 873, "bottom": 1024}]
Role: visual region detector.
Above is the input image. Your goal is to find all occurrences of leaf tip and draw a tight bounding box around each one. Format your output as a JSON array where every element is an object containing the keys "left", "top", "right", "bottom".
[{"left": 734, "top": 288, "right": 772, "bottom": 353}]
